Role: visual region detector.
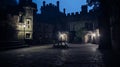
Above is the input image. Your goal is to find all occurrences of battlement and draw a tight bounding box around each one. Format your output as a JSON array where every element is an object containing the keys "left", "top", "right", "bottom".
[
  {"left": 66, "top": 12, "right": 81, "bottom": 17},
  {"left": 66, "top": 5, "right": 88, "bottom": 17},
  {"left": 40, "top": 1, "right": 89, "bottom": 17},
  {"left": 41, "top": 1, "right": 59, "bottom": 9},
  {"left": 41, "top": 1, "right": 66, "bottom": 15}
]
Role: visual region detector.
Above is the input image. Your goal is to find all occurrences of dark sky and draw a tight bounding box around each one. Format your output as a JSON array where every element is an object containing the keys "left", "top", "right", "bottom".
[
  {"left": 1, "top": 0, "right": 17, "bottom": 8},
  {"left": 17, "top": 0, "right": 93, "bottom": 14}
]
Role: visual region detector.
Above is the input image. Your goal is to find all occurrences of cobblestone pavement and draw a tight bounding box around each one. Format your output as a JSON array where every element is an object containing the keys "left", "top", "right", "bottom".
[{"left": 0, "top": 44, "right": 119, "bottom": 67}]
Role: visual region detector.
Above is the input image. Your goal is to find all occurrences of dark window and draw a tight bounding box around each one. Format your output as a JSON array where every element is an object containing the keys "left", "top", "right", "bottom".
[
  {"left": 27, "top": 21, "right": 29, "bottom": 24},
  {"left": 28, "top": 25, "right": 30, "bottom": 28},
  {"left": 26, "top": 33, "right": 30, "bottom": 38}
]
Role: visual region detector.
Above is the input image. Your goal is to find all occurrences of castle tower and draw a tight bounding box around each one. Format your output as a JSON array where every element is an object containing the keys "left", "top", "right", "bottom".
[
  {"left": 17, "top": 0, "right": 37, "bottom": 40},
  {"left": 81, "top": 5, "right": 88, "bottom": 14},
  {"left": 43, "top": 1, "right": 46, "bottom": 7},
  {"left": 57, "top": 1, "right": 59, "bottom": 10}
]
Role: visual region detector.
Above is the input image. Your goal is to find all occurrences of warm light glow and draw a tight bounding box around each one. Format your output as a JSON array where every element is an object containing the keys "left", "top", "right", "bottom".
[
  {"left": 92, "top": 33, "right": 96, "bottom": 37},
  {"left": 96, "top": 29, "right": 100, "bottom": 37},
  {"left": 97, "top": 33, "right": 100, "bottom": 37},
  {"left": 23, "top": 24, "right": 26, "bottom": 28},
  {"left": 60, "top": 34, "right": 65, "bottom": 40},
  {"left": 58, "top": 32, "right": 68, "bottom": 41}
]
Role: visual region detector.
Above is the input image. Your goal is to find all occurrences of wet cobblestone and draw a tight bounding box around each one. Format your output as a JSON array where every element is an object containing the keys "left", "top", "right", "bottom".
[{"left": 0, "top": 44, "right": 119, "bottom": 67}]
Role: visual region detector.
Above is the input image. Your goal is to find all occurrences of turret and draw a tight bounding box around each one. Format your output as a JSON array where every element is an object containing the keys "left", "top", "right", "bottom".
[
  {"left": 81, "top": 5, "right": 88, "bottom": 14},
  {"left": 43, "top": 1, "right": 46, "bottom": 7},
  {"left": 17, "top": 0, "right": 37, "bottom": 40},
  {"left": 56, "top": 1, "right": 59, "bottom": 10}
]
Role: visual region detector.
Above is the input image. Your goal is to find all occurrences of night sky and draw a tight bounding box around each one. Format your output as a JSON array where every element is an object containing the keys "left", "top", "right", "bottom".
[{"left": 17, "top": 0, "right": 93, "bottom": 14}]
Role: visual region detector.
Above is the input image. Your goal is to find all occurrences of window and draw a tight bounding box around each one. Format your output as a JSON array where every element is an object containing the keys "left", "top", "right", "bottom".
[
  {"left": 26, "top": 18, "right": 31, "bottom": 24},
  {"left": 26, "top": 33, "right": 30, "bottom": 38},
  {"left": 27, "top": 21, "right": 29, "bottom": 24},
  {"left": 28, "top": 25, "right": 30, "bottom": 28}
]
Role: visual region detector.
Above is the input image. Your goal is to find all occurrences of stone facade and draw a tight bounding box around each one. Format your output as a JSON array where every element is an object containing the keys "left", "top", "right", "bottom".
[
  {"left": 65, "top": 5, "right": 99, "bottom": 43},
  {"left": 34, "top": 2, "right": 99, "bottom": 44},
  {"left": 10, "top": 0, "right": 37, "bottom": 40}
]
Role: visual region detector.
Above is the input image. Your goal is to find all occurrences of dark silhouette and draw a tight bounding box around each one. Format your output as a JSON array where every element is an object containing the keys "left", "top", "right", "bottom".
[
  {"left": 0, "top": 0, "right": 17, "bottom": 41},
  {"left": 33, "top": 1, "right": 98, "bottom": 44},
  {"left": 33, "top": 1, "right": 66, "bottom": 44},
  {"left": 87, "top": 0, "right": 120, "bottom": 51}
]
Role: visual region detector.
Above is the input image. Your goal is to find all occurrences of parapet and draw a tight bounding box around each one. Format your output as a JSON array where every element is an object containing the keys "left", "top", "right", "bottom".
[
  {"left": 67, "top": 12, "right": 80, "bottom": 17},
  {"left": 41, "top": 1, "right": 59, "bottom": 10}
]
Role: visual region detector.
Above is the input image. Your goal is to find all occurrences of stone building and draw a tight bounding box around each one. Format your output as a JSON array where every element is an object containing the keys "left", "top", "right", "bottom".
[
  {"left": 34, "top": 1, "right": 99, "bottom": 44},
  {"left": 17, "top": 0, "right": 37, "bottom": 40},
  {"left": 0, "top": 0, "right": 37, "bottom": 46},
  {"left": 9, "top": 0, "right": 37, "bottom": 41},
  {"left": 0, "top": 0, "right": 99, "bottom": 45},
  {"left": 33, "top": 1, "right": 66, "bottom": 44},
  {"left": 66, "top": 5, "right": 99, "bottom": 43}
]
